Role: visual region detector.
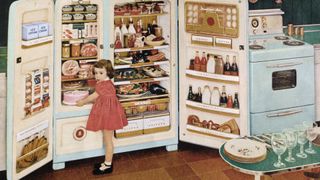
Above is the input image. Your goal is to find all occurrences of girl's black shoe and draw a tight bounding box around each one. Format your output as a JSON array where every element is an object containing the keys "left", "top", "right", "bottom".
[{"left": 92, "top": 163, "right": 113, "bottom": 175}]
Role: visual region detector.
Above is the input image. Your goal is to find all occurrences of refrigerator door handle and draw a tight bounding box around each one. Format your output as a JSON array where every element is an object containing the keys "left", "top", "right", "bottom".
[
  {"left": 266, "top": 109, "right": 303, "bottom": 118},
  {"left": 266, "top": 62, "right": 303, "bottom": 68}
]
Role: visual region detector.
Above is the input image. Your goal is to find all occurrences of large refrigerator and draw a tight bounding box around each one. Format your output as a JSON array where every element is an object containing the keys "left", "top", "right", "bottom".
[{"left": 6, "top": 0, "right": 248, "bottom": 179}]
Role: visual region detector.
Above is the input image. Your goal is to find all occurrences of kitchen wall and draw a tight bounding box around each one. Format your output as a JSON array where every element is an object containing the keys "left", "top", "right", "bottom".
[{"left": 249, "top": 0, "right": 320, "bottom": 25}]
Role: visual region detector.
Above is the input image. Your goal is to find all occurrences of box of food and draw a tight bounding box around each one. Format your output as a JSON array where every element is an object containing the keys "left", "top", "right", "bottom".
[{"left": 22, "top": 23, "right": 39, "bottom": 40}]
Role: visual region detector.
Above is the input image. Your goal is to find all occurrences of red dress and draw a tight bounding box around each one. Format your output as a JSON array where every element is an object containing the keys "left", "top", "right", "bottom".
[{"left": 86, "top": 80, "right": 128, "bottom": 131}]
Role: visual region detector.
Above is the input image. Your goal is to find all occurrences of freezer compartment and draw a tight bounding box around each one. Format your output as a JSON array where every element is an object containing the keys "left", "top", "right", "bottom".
[
  {"left": 250, "top": 105, "right": 315, "bottom": 135},
  {"left": 55, "top": 0, "right": 103, "bottom": 113},
  {"left": 55, "top": 116, "right": 102, "bottom": 155}
]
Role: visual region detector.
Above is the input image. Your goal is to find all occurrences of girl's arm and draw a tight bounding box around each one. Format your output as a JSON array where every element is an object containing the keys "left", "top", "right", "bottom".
[{"left": 76, "top": 92, "right": 99, "bottom": 107}]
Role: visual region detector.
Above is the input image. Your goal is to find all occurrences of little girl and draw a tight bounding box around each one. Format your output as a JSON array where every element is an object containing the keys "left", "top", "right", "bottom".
[{"left": 76, "top": 59, "right": 128, "bottom": 175}]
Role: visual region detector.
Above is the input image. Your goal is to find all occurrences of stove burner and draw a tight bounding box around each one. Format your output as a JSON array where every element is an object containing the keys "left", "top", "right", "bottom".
[
  {"left": 249, "top": 45, "right": 265, "bottom": 50},
  {"left": 274, "top": 36, "right": 290, "bottom": 40},
  {"left": 283, "top": 40, "right": 305, "bottom": 46}
]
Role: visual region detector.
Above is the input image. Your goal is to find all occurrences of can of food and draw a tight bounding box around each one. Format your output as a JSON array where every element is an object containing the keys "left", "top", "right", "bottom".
[
  {"left": 154, "top": 27, "right": 163, "bottom": 38},
  {"left": 62, "top": 44, "right": 70, "bottom": 58},
  {"left": 287, "top": 24, "right": 293, "bottom": 36},
  {"left": 71, "top": 43, "right": 81, "bottom": 57}
]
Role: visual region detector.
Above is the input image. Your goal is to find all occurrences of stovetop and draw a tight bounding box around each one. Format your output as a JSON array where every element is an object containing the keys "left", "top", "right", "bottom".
[{"left": 249, "top": 35, "right": 314, "bottom": 62}]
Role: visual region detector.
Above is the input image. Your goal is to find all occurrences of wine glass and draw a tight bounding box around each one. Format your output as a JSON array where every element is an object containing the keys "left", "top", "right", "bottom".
[
  {"left": 145, "top": 3, "right": 152, "bottom": 14},
  {"left": 271, "top": 133, "right": 287, "bottom": 168},
  {"left": 283, "top": 128, "right": 297, "bottom": 162},
  {"left": 303, "top": 121, "right": 318, "bottom": 154},
  {"left": 295, "top": 124, "right": 308, "bottom": 158}
]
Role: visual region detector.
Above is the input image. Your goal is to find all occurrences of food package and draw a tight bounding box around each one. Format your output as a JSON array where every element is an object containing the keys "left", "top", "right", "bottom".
[{"left": 22, "top": 23, "right": 39, "bottom": 40}]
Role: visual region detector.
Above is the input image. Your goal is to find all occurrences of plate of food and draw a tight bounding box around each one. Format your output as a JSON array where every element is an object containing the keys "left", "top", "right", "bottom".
[
  {"left": 62, "top": 60, "right": 79, "bottom": 76},
  {"left": 116, "top": 84, "right": 148, "bottom": 98},
  {"left": 143, "top": 66, "right": 167, "bottom": 77},
  {"left": 144, "top": 35, "right": 165, "bottom": 46},
  {"left": 224, "top": 138, "right": 267, "bottom": 163}
]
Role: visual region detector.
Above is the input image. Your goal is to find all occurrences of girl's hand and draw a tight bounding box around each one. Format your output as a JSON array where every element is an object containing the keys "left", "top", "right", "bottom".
[{"left": 76, "top": 100, "right": 85, "bottom": 107}]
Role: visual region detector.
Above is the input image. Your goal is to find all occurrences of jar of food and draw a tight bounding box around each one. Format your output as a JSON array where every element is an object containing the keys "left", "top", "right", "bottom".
[
  {"left": 71, "top": 43, "right": 81, "bottom": 57},
  {"left": 62, "top": 44, "right": 70, "bottom": 58}
]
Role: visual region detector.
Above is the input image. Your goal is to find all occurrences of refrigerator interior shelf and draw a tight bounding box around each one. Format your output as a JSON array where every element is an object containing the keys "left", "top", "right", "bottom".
[
  {"left": 114, "top": 12, "right": 168, "bottom": 19},
  {"left": 62, "top": 56, "right": 97, "bottom": 61},
  {"left": 119, "top": 94, "right": 169, "bottom": 102},
  {"left": 114, "top": 44, "right": 169, "bottom": 53},
  {"left": 114, "top": 76, "right": 170, "bottom": 86},
  {"left": 121, "top": 97, "right": 169, "bottom": 107},
  {"left": 61, "top": 77, "right": 94, "bottom": 82},
  {"left": 62, "top": 11, "right": 97, "bottom": 14},
  {"left": 127, "top": 111, "right": 170, "bottom": 121},
  {"left": 186, "top": 124, "right": 240, "bottom": 139},
  {"left": 21, "top": 36, "right": 53, "bottom": 47},
  {"left": 186, "top": 69, "right": 239, "bottom": 82},
  {"left": 186, "top": 100, "right": 240, "bottom": 115},
  {"left": 62, "top": 37, "right": 98, "bottom": 42},
  {"left": 186, "top": 44, "right": 235, "bottom": 53},
  {"left": 61, "top": 86, "right": 92, "bottom": 91},
  {"left": 114, "top": 60, "right": 169, "bottom": 70},
  {"left": 62, "top": 20, "right": 97, "bottom": 23}
]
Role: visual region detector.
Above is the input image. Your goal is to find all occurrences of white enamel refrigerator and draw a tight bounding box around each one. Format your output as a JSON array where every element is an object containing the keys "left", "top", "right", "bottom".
[{"left": 6, "top": 0, "right": 248, "bottom": 179}]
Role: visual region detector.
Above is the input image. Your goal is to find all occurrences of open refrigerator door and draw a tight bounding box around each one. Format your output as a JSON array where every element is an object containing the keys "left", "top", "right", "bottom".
[
  {"left": 7, "top": 0, "right": 54, "bottom": 179},
  {"left": 178, "top": 0, "right": 249, "bottom": 148}
]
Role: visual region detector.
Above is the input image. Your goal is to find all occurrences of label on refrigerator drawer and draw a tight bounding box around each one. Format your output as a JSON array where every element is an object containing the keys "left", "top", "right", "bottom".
[
  {"left": 16, "top": 120, "right": 48, "bottom": 142},
  {"left": 144, "top": 116, "right": 170, "bottom": 130}
]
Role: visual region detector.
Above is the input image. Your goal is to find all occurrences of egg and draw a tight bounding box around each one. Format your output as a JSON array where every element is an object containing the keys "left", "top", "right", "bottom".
[
  {"left": 227, "top": 15, "right": 231, "bottom": 20},
  {"left": 226, "top": 8, "right": 231, "bottom": 14},
  {"left": 232, "top": 15, "right": 237, "bottom": 21},
  {"left": 187, "top": 17, "right": 193, "bottom": 24},
  {"left": 232, "top": 22, "right": 237, "bottom": 28},
  {"left": 226, "top": 21, "right": 231, "bottom": 28},
  {"left": 232, "top": 8, "right": 237, "bottom": 14},
  {"left": 193, "top": 5, "right": 198, "bottom": 11},
  {"left": 188, "top": 5, "right": 193, "bottom": 11},
  {"left": 193, "top": 18, "right": 198, "bottom": 24},
  {"left": 188, "top": 11, "right": 193, "bottom": 17}
]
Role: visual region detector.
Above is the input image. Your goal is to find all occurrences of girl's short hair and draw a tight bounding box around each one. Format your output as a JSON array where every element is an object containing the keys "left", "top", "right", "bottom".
[{"left": 94, "top": 59, "right": 114, "bottom": 79}]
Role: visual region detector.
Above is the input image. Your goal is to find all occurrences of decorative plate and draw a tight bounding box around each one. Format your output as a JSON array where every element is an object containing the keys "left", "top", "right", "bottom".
[{"left": 224, "top": 138, "right": 267, "bottom": 163}]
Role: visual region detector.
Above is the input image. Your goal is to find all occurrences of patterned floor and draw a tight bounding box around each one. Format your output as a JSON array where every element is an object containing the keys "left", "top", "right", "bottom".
[{"left": 1, "top": 142, "right": 319, "bottom": 180}]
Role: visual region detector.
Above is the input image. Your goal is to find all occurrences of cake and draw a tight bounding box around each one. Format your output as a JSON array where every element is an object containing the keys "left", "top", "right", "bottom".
[{"left": 63, "top": 90, "right": 89, "bottom": 105}]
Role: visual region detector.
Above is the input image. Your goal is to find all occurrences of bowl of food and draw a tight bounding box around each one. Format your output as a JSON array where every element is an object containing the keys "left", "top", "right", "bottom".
[
  {"left": 156, "top": 103, "right": 168, "bottom": 111},
  {"left": 136, "top": 105, "right": 147, "bottom": 113}
]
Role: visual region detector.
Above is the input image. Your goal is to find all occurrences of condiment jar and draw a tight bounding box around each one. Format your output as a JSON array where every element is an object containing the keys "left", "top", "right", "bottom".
[
  {"left": 62, "top": 43, "right": 70, "bottom": 58},
  {"left": 71, "top": 43, "right": 81, "bottom": 57}
]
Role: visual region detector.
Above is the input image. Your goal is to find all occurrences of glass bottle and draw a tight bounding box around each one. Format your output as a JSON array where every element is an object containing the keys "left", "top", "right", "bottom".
[
  {"left": 189, "top": 59, "right": 195, "bottom": 70},
  {"left": 231, "top": 56, "right": 239, "bottom": 76},
  {"left": 227, "top": 94, "right": 233, "bottom": 108},
  {"left": 194, "top": 51, "right": 201, "bottom": 71},
  {"left": 215, "top": 55, "right": 224, "bottom": 74},
  {"left": 224, "top": 55, "right": 231, "bottom": 75},
  {"left": 62, "top": 43, "right": 70, "bottom": 58},
  {"left": 197, "top": 87, "right": 202, "bottom": 103},
  {"left": 120, "top": 18, "right": 128, "bottom": 35},
  {"left": 151, "top": 20, "right": 158, "bottom": 35},
  {"left": 200, "top": 52, "right": 207, "bottom": 72},
  {"left": 233, "top": 92, "right": 239, "bottom": 109},
  {"left": 147, "top": 23, "right": 152, "bottom": 36},
  {"left": 220, "top": 85, "right": 227, "bottom": 107},
  {"left": 211, "top": 87, "right": 220, "bottom": 106},
  {"left": 207, "top": 54, "right": 215, "bottom": 73},
  {"left": 128, "top": 18, "right": 136, "bottom": 34},
  {"left": 188, "top": 85, "right": 193, "bottom": 100}
]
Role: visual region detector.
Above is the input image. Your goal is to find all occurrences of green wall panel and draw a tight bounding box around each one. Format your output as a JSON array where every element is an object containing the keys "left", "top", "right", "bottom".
[{"left": 250, "top": 0, "right": 320, "bottom": 25}]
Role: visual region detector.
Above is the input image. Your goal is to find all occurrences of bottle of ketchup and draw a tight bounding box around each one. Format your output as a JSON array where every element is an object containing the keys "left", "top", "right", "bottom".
[
  {"left": 200, "top": 52, "right": 207, "bottom": 72},
  {"left": 194, "top": 51, "right": 201, "bottom": 71}
]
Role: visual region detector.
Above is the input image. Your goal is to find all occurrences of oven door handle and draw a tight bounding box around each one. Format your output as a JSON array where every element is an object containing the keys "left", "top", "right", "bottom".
[
  {"left": 266, "top": 62, "right": 303, "bottom": 68},
  {"left": 266, "top": 109, "right": 303, "bottom": 118}
]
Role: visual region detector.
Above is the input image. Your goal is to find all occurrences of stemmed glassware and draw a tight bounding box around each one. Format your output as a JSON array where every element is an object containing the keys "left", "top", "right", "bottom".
[
  {"left": 303, "top": 121, "right": 318, "bottom": 154},
  {"left": 283, "top": 128, "right": 297, "bottom": 162},
  {"left": 271, "top": 133, "right": 287, "bottom": 168},
  {"left": 295, "top": 124, "right": 308, "bottom": 158}
]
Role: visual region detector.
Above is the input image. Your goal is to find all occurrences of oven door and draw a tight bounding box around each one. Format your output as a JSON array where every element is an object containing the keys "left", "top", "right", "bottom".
[{"left": 250, "top": 57, "right": 314, "bottom": 113}]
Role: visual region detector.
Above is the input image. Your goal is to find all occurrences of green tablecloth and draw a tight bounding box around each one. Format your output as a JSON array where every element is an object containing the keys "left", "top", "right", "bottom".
[{"left": 220, "top": 143, "right": 320, "bottom": 173}]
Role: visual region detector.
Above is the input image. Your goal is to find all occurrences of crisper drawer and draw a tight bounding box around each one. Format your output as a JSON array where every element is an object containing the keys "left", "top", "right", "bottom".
[
  {"left": 250, "top": 57, "right": 314, "bottom": 113},
  {"left": 143, "top": 116, "right": 170, "bottom": 134},
  {"left": 250, "top": 105, "right": 315, "bottom": 135},
  {"left": 115, "top": 119, "right": 143, "bottom": 138},
  {"left": 55, "top": 116, "right": 102, "bottom": 155}
]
